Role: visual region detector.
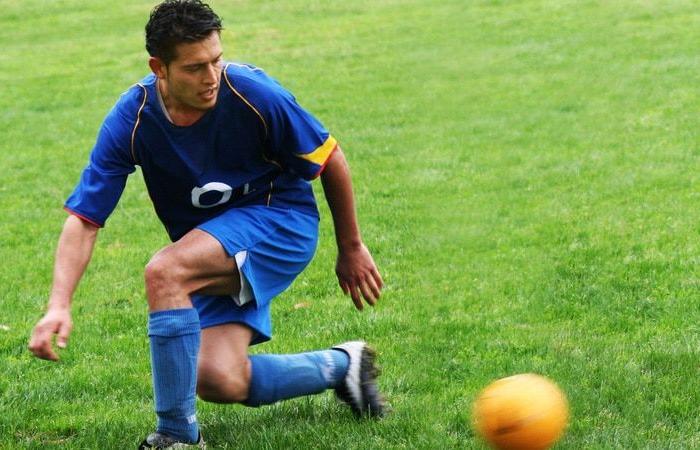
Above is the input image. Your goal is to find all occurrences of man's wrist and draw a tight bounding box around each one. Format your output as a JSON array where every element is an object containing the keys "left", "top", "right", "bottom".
[
  {"left": 337, "top": 238, "right": 363, "bottom": 253},
  {"left": 47, "top": 297, "right": 72, "bottom": 311}
]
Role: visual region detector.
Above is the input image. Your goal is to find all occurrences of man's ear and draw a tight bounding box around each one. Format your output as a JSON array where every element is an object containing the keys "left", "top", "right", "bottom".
[{"left": 149, "top": 57, "right": 167, "bottom": 79}]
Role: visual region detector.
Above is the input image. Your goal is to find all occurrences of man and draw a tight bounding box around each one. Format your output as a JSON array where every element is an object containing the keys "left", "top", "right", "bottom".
[{"left": 28, "top": 1, "right": 385, "bottom": 448}]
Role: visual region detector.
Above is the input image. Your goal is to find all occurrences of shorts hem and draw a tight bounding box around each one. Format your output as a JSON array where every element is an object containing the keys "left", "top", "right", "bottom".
[{"left": 198, "top": 317, "right": 271, "bottom": 346}]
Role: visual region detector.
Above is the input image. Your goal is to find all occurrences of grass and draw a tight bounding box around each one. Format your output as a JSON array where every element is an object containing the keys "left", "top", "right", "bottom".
[{"left": 1, "top": 0, "right": 700, "bottom": 448}]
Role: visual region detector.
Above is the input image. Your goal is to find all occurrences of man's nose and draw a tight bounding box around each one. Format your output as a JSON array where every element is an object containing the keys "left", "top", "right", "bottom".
[{"left": 204, "top": 63, "right": 218, "bottom": 84}]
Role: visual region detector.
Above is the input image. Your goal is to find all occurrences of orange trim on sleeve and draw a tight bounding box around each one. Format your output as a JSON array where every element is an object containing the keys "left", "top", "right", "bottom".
[{"left": 64, "top": 206, "right": 103, "bottom": 228}]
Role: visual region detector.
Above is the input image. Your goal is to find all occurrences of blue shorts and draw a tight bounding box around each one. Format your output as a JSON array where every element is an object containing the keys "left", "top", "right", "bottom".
[{"left": 194, "top": 206, "right": 319, "bottom": 345}]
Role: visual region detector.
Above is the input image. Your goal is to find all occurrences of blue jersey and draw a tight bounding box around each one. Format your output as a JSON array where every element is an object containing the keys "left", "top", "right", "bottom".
[{"left": 65, "top": 63, "right": 337, "bottom": 241}]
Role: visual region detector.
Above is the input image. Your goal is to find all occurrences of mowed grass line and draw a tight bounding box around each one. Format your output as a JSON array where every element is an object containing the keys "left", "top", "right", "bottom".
[{"left": 1, "top": 0, "right": 699, "bottom": 448}]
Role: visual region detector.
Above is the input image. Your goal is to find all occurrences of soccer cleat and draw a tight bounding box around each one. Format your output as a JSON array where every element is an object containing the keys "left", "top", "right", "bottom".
[
  {"left": 332, "top": 341, "right": 386, "bottom": 417},
  {"left": 138, "top": 432, "right": 206, "bottom": 449}
]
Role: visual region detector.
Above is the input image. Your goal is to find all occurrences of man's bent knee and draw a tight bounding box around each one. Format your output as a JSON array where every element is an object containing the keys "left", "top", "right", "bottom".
[
  {"left": 145, "top": 251, "right": 177, "bottom": 291},
  {"left": 144, "top": 249, "right": 190, "bottom": 310}
]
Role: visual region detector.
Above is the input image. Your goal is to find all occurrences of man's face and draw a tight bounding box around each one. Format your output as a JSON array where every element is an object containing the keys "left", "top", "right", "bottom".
[{"left": 152, "top": 32, "right": 223, "bottom": 112}]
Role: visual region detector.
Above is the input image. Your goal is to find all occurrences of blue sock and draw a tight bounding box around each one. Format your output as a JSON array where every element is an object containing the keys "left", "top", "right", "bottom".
[
  {"left": 147, "top": 308, "right": 200, "bottom": 443},
  {"left": 243, "top": 349, "right": 349, "bottom": 406}
]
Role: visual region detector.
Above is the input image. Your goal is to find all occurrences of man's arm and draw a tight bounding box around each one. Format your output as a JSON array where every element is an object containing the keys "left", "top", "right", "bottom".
[
  {"left": 320, "top": 147, "right": 383, "bottom": 310},
  {"left": 28, "top": 214, "right": 99, "bottom": 361}
]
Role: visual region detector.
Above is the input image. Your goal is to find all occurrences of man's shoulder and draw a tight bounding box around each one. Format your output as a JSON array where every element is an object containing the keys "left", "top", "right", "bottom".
[
  {"left": 109, "top": 74, "right": 155, "bottom": 121},
  {"left": 222, "top": 62, "right": 290, "bottom": 108},
  {"left": 98, "top": 75, "right": 154, "bottom": 144},
  {"left": 223, "top": 62, "right": 274, "bottom": 86}
]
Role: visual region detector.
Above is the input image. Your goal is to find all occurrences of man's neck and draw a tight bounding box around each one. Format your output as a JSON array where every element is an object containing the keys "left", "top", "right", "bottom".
[{"left": 157, "top": 79, "right": 206, "bottom": 127}]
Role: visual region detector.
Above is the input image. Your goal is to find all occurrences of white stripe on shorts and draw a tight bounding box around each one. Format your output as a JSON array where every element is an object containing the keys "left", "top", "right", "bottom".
[{"left": 231, "top": 250, "right": 254, "bottom": 306}]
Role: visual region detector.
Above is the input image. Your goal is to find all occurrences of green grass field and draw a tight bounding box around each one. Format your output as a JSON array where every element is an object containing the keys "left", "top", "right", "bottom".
[{"left": 2, "top": 0, "right": 700, "bottom": 448}]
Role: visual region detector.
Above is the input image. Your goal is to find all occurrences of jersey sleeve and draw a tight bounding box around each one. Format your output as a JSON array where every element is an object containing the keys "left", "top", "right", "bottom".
[
  {"left": 229, "top": 64, "right": 337, "bottom": 180},
  {"left": 265, "top": 88, "right": 337, "bottom": 180},
  {"left": 64, "top": 95, "right": 138, "bottom": 227}
]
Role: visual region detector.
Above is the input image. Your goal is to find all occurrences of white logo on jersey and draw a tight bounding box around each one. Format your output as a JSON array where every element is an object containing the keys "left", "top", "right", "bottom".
[{"left": 191, "top": 182, "right": 233, "bottom": 208}]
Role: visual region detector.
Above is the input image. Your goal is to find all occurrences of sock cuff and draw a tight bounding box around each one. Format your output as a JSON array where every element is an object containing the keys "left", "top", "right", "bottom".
[{"left": 148, "top": 308, "right": 200, "bottom": 337}]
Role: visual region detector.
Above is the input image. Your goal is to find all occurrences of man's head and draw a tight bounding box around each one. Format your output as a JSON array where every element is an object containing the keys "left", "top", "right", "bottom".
[
  {"left": 146, "top": 0, "right": 224, "bottom": 115},
  {"left": 145, "top": 0, "right": 222, "bottom": 65}
]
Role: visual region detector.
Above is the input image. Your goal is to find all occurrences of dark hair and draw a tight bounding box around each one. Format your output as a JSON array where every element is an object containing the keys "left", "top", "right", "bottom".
[{"left": 145, "top": 0, "right": 222, "bottom": 64}]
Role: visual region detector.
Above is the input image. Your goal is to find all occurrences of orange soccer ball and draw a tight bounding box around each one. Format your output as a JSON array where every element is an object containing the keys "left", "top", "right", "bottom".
[{"left": 472, "top": 374, "right": 569, "bottom": 450}]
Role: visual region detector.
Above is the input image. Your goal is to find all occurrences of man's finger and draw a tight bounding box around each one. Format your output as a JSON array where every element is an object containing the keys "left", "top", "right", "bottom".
[
  {"left": 40, "top": 347, "right": 59, "bottom": 361},
  {"left": 29, "top": 339, "right": 58, "bottom": 361},
  {"left": 57, "top": 322, "right": 71, "bottom": 349},
  {"left": 28, "top": 327, "right": 49, "bottom": 353},
  {"left": 349, "top": 285, "right": 363, "bottom": 310},
  {"left": 359, "top": 280, "right": 377, "bottom": 306},
  {"left": 29, "top": 327, "right": 59, "bottom": 361},
  {"left": 371, "top": 268, "right": 384, "bottom": 290},
  {"left": 365, "top": 275, "right": 381, "bottom": 301}
]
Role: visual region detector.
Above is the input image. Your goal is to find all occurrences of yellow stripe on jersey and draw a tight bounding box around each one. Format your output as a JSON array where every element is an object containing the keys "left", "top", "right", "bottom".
[{"left": 296, "top": 135, "right": 337, "bottom": 166}]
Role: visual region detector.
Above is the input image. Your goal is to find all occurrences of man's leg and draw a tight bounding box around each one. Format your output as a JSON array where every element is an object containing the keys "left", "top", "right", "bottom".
[
  {"left": 142, "top": 229, "right": 240, "bottom": 446},
  {"left": 196, "top": 323, "right": 350, "bottom": 406},
  {"left": 141, "top": 211, "right": 385, "bottom": 447},
  {"left": 196, "top": 323, "right": 252, "bottom": 403}
]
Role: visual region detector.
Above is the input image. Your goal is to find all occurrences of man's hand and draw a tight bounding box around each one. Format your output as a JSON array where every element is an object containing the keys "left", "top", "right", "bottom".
[
  {"left": 336, "top": 243, "right": 384, "bottom": 310},
  {"left": 28, "top": 307, "right": 73, "bottom": 361},
  {"left": 320, "top": 148, "right": 383, "bottom": 310},
  {"left": 29, "top": 215, "right": 97, "bottom": 362}
]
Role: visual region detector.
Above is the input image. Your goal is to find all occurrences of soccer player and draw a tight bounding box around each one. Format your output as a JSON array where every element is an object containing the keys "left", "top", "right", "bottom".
[{"left": 28, "top": 1, "right": 385, "bottom": 448}]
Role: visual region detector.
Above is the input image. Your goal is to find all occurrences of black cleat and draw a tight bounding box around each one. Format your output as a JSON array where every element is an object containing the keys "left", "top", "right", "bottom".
[
  {"left": 138, "top": 432, "right": 205, "bottom": 449},
  {"left": 332, "top": 341, "right": 386, "bottom": 417}
]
